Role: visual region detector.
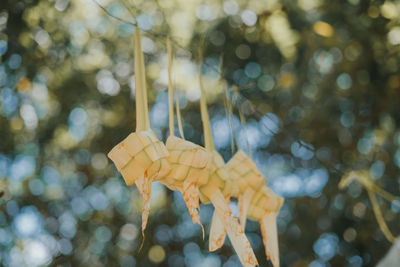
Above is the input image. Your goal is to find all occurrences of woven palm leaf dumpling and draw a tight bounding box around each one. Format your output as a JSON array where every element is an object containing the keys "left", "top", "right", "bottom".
[
  {"left": 155, "top": 40, "right": 258, "bottom": 266},
  {"left": 209, "top": 149, "right": 266, "bottom": 250},
  {"left": 107, "top": 29, "right": 170, "bottom": 236},
  {"left": 211, "top": 150, "right": 284, "bottom": 267},
  {"left": 206, "top": 89, "right": 284, "bottom": 267},
  {"left": 194, "top": 68, "right": 258, "bottom": 267},
  {"left": 158, "top": 38, "right": 211, "bottom": 234}
]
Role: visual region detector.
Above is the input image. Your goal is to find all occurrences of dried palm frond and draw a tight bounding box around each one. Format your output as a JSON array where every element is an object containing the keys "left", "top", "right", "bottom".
[
  {"left": 108, "top": 28, "right": 170, "bottom": 236},
  {"left": 339, "top": 170, "right": 398, "bottom": 243}
]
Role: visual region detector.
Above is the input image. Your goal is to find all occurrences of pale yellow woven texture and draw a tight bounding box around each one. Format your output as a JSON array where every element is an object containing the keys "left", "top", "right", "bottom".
[
  {"left": 226, "top": 150, "right": 266, "bottom": 196},
  {"left": 247, "top": 186, "right": 283, "bottom": 221},
  {"left": 208, "top": 149, "right": 284, "bottom": 267},
  {"left": 198, "top": 150, "right": 233, "bottom": 203},
  {"left": 108, "top": 129, "right": 171, "bottom": 233},
  {"left": 249, "top": 186, "right": 283, "bottom": 267},
  {"left": 108, "top": 129, "right": 170, "bottom": 185},
  {"left": 108, "top": 31, "right": 259, "bottom": 265},
  {"left": 210, "top": 150, "right": 265, "bottom": 250},
  {"left": 209, "top": 197, "right": 230, "bottom": 251},
  {"left": 107, "top": 29, "right": 175, "bottom": 239},
  {"left": 164, "top": 138, "right": 258, "bottom": 266},
  {"left": 162, "top": 135, "right": 212, "bottom": 232},
  {"left": 163, "top": 136, "right": 210, "bottom": 190}
]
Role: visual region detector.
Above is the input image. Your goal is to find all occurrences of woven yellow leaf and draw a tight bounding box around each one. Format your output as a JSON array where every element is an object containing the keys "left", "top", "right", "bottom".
[
  {"left": 260, "top": 212, "right": 280, "bottom": 267},
  {"left": 159, "top": 38, "right": 212, "bottom": 234},
  {"left": 162, "top": 135, "right": 212, "bottom": 234},
  {"left": 208, "top": 148, "right": 284, "bottom": 267},
  {"left": 108, "top": 130, "right": 171, "bottom": 233},
  {"left": 198, "top": 150, "right": 231, "bottom": 203},
  {"left": 247, "top": 186, "right": 283, "bottom": 221},
  {"left": 209, "top": 196, "right": 230, "bottom": 251},
  {"left": 197, "top": 63, "right": 258, "bottom": 266},
  {"left": 108, "top": 130, "right": 170, "bottom": 185},
  {"left": 108, "top": 29, "right": 171, "bottom": 236},
  {"left": 226, "top": 150, "right": 266, "bottom": 195},
  {"left": 209, "top": 149, "right": 265, "bottom": 250}
]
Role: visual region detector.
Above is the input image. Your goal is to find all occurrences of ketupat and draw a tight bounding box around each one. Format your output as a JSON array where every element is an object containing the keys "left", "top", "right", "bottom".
[
  {"left": 209, "top": 149, "right": 265, "bottom": 251},
  {"left": 160, "top": 40, "right": 258, "bottom": 265},
  {"left": 208, "top": 84, "right": 284, "bottom": 267},
  {"left": 197, "top": 66, "right": 258, "bottom": 267},
  {"left": 107, "top": 28, "right": 170, "bottom": 236},
  {"left": 209, "top": 148, "right": 284, "bottom": 267},
  {"left": 158, "top": 37, "right": 210, "bottom": 235}
]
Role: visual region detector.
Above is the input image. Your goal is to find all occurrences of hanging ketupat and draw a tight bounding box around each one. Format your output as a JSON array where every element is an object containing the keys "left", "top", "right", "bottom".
[
  {"left": 171, "top": 62, "right": 258, "bottom": 267},
  {"left": 107, "top": 28, "right": 170, "bottom": 236},
  {"left": 161, "top": 39, "right": 258, "bottom": 266},
  {"left": 208, "top": 86, "right": 284, "bottom": 267},
  {"left": 158, "top": 37, "right": 209, "bottom": 236},
  {"left": 209, "top": 148, "right": 284, "bottom": 267}
]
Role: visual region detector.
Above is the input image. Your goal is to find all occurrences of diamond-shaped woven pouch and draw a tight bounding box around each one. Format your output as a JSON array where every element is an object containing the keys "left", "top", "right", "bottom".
[
  {"left": 163, "top": 135, "right": 210, "bottom": 190},
  {"left": 247, "top": 186, "right": 283, "bottom": 221},
  {"left": 108, "top": 129, "right": 170, "bottom": 185},
  {"left": 226, "top": 150, "right": 266, "bottom": 197},
  {"left": 108, "top": 129, "right": 171, "bottom": 234},
  {"left": 209, "top": 150, "right": 265, "bottom": 251}
]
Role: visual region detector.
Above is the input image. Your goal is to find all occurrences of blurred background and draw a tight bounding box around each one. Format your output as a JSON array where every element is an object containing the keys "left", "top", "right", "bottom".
[{"left": 1, "top": 0, "right": 400, "bottom": 266}]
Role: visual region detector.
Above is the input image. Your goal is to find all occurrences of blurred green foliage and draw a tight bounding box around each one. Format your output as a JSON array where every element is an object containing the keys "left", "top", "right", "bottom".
[{"left": 0, "top": 0, "right": 400, "bottom": 266}]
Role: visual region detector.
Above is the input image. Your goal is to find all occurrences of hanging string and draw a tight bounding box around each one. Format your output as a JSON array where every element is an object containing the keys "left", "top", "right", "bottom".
[
  {"left": 93, "top": 0, "right": 192, "bottom": 58},
  {"left": 120, "top": 0, "right": 138, "bottom": 18},
  {"left": 371, "top": 184, "right": 399, "bottom": 203},
  {"left": 94, "top": 0, "right": 279, "bottom": 134},
  {"left": 133, "top": 28, "right": 151, "bottom": 251}
]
